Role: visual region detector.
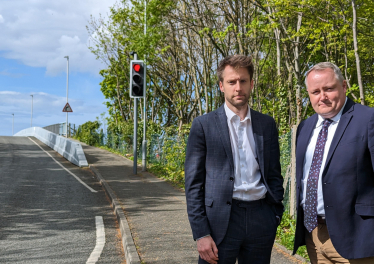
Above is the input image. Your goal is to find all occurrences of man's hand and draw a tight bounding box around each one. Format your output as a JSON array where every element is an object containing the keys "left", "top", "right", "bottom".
[{"left": 197, "top": 236, "right": 219, "bottom": 264}]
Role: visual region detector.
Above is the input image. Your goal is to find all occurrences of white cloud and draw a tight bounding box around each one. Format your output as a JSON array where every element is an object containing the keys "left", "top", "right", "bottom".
[{"left": 0, "top": 0, "right": 117, "bottom": 76}]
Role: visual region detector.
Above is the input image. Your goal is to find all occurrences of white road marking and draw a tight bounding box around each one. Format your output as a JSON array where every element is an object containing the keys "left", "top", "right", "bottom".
[
  {"left": 86, "top": 216, "right": 106, "bottom": 264},
  {"left": 28, "top": 137, "right": 97, "bottom": 193}
]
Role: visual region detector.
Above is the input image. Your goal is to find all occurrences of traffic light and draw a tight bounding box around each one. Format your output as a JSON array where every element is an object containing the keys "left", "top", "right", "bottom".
[{"left": 130, "top": 60, "right": 145, "bottom": 98}]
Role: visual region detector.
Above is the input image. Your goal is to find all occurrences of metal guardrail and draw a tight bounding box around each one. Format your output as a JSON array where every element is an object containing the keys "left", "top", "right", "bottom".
[{"left": 43, "top": 123, "right": 76, "bottom": 137}]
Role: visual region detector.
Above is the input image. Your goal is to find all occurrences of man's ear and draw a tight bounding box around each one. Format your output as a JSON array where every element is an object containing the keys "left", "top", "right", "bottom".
[{"left": 219, "top": 81, "right": 224, "bottom": 93}]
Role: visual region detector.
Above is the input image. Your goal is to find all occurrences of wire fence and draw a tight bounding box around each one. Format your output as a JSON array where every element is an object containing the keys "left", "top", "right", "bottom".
[
  {"left": 94, "top": 130, "right": 187, "bottom": 166},
  {"left": 81, "top": 128, "right": 295, "bottom": 212},
  {"left": 70, "top": 120, "right": 296, "bottom": 213}
]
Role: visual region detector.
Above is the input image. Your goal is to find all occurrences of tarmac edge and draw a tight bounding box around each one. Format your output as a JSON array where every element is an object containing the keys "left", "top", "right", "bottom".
[{"left": 89, "top": 165, "right": 141, "bottom": 264}]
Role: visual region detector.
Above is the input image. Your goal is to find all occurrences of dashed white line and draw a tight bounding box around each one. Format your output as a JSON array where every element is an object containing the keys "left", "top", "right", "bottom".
[
  {"left": 86, "top": 216, "right": 106, "bottom": 264},
  {"left": 28, "top": 137, "right": 97, "bottom": 193}
]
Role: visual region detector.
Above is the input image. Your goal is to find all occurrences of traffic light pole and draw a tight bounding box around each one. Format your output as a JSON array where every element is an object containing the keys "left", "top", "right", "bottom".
[
  {"left": 133, "top": 98, "right": 138, "bottom": 175},
  {"left": 133, "top": 53, "right": 138, "bottom": 175}
]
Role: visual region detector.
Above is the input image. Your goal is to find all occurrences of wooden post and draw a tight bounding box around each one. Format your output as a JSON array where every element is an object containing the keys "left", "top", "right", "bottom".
[{"left": 290, "top": 125, "right": 298, "bottom": 218}]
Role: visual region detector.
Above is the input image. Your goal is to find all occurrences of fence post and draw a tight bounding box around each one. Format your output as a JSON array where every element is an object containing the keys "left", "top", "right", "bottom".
[{"left": 289, "top": 125, "right": 298, "bottom": 218}]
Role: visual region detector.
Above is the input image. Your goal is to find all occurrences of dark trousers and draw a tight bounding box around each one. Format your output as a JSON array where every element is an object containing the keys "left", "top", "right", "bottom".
[{"left": 199, "top": 199, "right": 278, "bottom": 264}]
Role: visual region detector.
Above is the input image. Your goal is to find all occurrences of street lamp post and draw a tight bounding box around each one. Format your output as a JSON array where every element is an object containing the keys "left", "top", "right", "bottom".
[
  {"left": 30, "top": 95, "right": 33, "bottom": 127},
  {"left": 142, "top": 0, "right": 148, "bottom": 171},
  {"left": 64, "top": 56, "right": 69, "bottom": 137},
  {"left": 12, "top": 113, "right": 14, "bottom": 135}
]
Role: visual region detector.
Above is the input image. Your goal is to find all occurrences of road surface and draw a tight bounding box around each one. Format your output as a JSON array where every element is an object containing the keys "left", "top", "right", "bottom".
[{"left": 0, "top": 136, "right": 125, "bottom": 264}]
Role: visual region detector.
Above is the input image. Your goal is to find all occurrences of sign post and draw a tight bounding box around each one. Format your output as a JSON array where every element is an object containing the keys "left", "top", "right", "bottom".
[{"left": 64, "top": 56, "right": 69, "bottom": 137}]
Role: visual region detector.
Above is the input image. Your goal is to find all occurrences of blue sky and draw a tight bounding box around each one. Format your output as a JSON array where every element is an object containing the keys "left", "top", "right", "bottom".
[{"left": 0, "top": 0, "right": 117, "bottom": 136}]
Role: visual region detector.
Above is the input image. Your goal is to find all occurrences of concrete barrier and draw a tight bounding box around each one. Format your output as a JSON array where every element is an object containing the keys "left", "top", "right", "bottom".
[{"left": 14, "top": 127, "right": 88, "bottom": 167}]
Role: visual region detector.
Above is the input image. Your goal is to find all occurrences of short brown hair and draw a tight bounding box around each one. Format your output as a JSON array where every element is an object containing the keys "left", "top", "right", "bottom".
[{"left": 217, "top": 55, "right": 254, "bottom": 82}]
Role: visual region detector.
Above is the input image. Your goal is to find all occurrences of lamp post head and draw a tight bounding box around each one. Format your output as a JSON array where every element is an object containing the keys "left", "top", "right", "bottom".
[{"left": 64, "top": 56, "right": 69, "bottom": 60}]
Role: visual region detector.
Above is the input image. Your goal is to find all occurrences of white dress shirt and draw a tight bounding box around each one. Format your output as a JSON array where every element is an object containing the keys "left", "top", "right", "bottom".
[
  {"left": 224, "top": 103, "right": 267, "bottom": 201},
  {"left": 301, "top": 98, "right": 347, "bottom": 216}
]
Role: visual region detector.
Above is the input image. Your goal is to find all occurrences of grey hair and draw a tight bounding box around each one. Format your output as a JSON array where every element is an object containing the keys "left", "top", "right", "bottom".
[{"left": 305, "top": 62, "right": 344, "bottom": 89}]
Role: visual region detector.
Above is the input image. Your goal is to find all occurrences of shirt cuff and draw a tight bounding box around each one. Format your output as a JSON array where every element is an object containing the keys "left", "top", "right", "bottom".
[{"left": 196, "top": 234, "right": 211, "bottom": 241}]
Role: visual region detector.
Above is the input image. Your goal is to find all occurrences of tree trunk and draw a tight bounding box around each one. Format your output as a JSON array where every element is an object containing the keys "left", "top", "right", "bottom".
[
  {"left": 294, "top": 11, "right": 303, "bottom": 124},
  {"left": 352, "top": 0, "right": 365, "bottom": 105},
  {"left": 275, "top": 28, "right": 281, "bottom": 76}
]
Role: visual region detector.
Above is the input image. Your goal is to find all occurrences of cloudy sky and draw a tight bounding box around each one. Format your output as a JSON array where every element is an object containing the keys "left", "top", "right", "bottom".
[{"left": 0, "top": 0, "right": 118, "bottom": 136}]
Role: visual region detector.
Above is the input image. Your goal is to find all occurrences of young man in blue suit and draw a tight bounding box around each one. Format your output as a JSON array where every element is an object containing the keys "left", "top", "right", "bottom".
[
  {"left": 293, "top": 62, "right": 374, "bottom": 263},
  {"left": 185, "top": 55, "right": 284, "bottom": 264}
]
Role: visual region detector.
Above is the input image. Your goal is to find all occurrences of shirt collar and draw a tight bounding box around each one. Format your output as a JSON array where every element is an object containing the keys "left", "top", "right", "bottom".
[
  {"left": 224, "top": 103, "right": 251, "bottom": 122},
  {"left": 316, "top": 97, "right": 347, "bottom": 127}
]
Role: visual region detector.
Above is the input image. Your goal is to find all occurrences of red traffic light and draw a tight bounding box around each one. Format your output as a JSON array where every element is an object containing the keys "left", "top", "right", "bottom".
[{"left": 133, "top": 64, "right": 141, "bottom": 72}]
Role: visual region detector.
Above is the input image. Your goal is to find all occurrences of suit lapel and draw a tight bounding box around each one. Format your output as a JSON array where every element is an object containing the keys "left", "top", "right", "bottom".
[
  {"left": 323, "top": 98, "right": 355, "bottom": 172},
  {"left": 215, "top": 105, "right": 234, "bottom": 171},
  {"left": 251, "top": 109, "right": 265, "bottom": 176},
  {"left": 296, "top": 114, "right": 318, "bottom": 184}
]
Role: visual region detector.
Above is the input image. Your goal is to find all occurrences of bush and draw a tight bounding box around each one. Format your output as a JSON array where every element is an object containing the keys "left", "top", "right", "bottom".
[{"left": 74, "top": 121, "right": 101, "bottom": 146}]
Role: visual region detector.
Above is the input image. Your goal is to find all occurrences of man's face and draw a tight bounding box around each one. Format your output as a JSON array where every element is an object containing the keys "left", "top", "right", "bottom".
[
  {"left": 219, "top": 65, "right": 253, "bottom": 110},
  {"left": 307, "top": 68, "right": 347, "bottom": 119}
]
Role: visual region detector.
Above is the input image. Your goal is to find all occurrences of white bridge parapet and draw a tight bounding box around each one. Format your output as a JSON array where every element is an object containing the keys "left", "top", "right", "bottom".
[{"left": 14, "top": 127, "right": 88, "bottom": 167}]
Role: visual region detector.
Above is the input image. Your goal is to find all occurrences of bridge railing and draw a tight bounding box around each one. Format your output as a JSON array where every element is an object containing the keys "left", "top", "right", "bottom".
[{"left": 43, "top": 123, "right": 76, "bottom": 137}]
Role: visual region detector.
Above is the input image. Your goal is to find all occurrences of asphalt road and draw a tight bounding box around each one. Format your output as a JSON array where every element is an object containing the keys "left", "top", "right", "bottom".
[{"left": 0, "top": 136, "right": 126, "bottom": 264}]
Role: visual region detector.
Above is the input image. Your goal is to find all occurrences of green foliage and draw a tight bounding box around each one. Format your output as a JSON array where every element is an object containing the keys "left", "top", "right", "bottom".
[
  {"left": 74, "top": 121, "right": 102, "bottom": 146},
  {"left": 279, "top": 131, "right": 292, "bottom": 177},
  {"left": 148, "top": 135, "right": 187, "bottom": 188},
  {"left": 147, "top": 124, "right": 190, "bottom": 187},
  {"left": 276, "top": 212, "right": 309, "bottom": 260}
]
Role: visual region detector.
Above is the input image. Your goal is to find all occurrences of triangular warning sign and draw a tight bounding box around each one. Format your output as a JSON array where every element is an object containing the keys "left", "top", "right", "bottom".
[{"left": 62, "top": 102, "right": 73, "bottom": 112}]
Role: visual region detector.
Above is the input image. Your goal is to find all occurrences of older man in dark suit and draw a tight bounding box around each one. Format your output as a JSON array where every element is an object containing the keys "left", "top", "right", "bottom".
[
  {"left": 293, "top": 62, "right": 374, "bottom": 263},
  {"left": 185, "top": 55, "right": 284, "bottom": 264}
]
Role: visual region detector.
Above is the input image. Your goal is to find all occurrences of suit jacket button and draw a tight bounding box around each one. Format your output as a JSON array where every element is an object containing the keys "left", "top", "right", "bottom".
[
  {"left": 230, "top": 177, "right": 234, "bottom": 181},
  {"left": 227, "top": 201, "right": 231, "bottom": 205}
]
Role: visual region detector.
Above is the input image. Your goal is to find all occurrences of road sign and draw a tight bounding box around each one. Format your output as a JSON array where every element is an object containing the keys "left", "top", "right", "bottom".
[{"left": 62, "top": 102, "right": 73, "bottom": 112}]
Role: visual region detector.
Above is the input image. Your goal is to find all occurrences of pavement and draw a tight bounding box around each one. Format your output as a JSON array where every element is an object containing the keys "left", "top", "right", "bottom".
[{"left": 80, "top": 143, "right": 309, "bottom": 264}]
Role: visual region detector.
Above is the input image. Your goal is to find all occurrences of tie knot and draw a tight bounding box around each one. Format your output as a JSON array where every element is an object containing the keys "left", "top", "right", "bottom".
[{"left": 323, "top": 119, "right": 333, "bottom": 128}]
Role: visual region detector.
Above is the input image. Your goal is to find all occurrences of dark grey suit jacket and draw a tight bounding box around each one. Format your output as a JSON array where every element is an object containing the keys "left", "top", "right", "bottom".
[
  {"left": 293, "top": 98, "right": 374, "bottom": 259},
  {"left": 185, "top": 105, "right": 284, "bottom": 245}
]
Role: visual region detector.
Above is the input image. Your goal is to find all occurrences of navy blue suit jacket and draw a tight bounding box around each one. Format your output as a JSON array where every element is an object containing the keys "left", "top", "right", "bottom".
[
  {"left": 185, "top": 105, "right": 284, "bottom": 246},
  {"left": 293, "top": 98, "right": 374, "bottom": 259}
]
